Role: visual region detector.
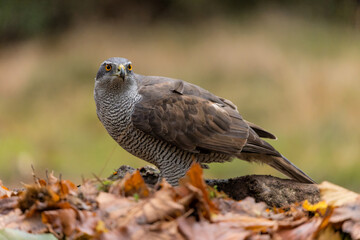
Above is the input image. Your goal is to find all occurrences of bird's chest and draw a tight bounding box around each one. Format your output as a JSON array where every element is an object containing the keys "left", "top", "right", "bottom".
[{"left": 96, "top": 93, "right": 140, "bottom": 141}]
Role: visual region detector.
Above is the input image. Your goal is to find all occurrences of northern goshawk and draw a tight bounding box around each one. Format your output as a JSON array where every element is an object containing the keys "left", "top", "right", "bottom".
[{"left": 94, "top": 57, "right": 315, "bottom": 185}]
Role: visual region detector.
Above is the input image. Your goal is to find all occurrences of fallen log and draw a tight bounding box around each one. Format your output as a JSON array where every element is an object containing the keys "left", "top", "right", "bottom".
[{"left": 109, "top": 165, "right": 320, "bottom": 207}]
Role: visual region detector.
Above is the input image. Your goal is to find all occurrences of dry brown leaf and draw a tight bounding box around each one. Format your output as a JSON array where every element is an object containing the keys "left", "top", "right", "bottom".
[
  {"left": 19, "top": 172, "right": 81, "bottom": 215},
  {"left": 213, "top": 213, "right": 277, "bottom": 233},
  {"left": 230, "top": 197, "right": 267, "bottom": 217},
  {"left": 42, "top": 208, "right": 99, "bottom": 239},
  {"left": 329, "top": 200, "right": 360, "bottom": 238},
  {"left": 0, "top": 209, "right": 47, "bottom": 234},
  {"left": 47, "top": 172, "right": 58, "bottom": 186},
  {"left": 42, "top": 208, "right": 77, "bottom": 238},
  {"left": 0, "top": 185, "right": 13, "bottom": 199},
  {"left": 38, "top": 179, "right": 47, "bottom": 187},
  {"left": 16, "top": 215, "right": 48, "bottom": 234},
  {"left": 0, "top": 209, "right": 23, "bottom": 229},
  {"left": 48, "top": 179, "right": 77, "bottom": 199},
  {"left": 0, "top": 197, "right": 19, "bottom": 214},
  {"left": 18, "top": 186, "right": 60, "bottom": 214},
  {"left": 130, "top": 221, "right": 185, "bottom": 240},
  {"left": 58, "top": 180, "right": 78, "bottom": 198},
  {"left": 330, "top": 201, "right": 360, "bottom": 223},
  {"left": 178, "top": 216, "right": 252, "bottom": 240},
  {"left": 78, "top": 179, "right": 99, "bottom": 203},
  {"left": 124, "top": 170, "right": 150, "bottom": 198},
  {"left": 99, "top": 229, "right": 125, "bottom": 240},
  {"left": 342, "top": 220, "right": 360, "bottom": 239},
  {"left": 136, "top": 184, "right": 185, "bottom": 224},
  {"left": 110, "top": 170, "right": 150, "bottom": 198},
  {"left": 97, "top": 192, "right": 137, "bottom": 220},
  {"left": 6, "top": 168, "right": 360, "bottom": 240},
  {"left": 38, "top": 172, "right": 78, "bottom": 199},
  {"left": 76, "top": 210, "right": 99, "bottom": 237},
  {"left": 277, "top": 217, "right": 308, "bottom": 229},
  {"left": 319, "top": 181, "right": 359, "bottom": 207},
  {"left": 274, "top": 217, "right": 322, "bottom": 240},
  {"left": 179, "top": 163, "right": 218, "bottom": 219}
]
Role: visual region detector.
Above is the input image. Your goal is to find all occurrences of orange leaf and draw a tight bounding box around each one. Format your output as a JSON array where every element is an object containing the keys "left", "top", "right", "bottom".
[
  {"left": 59, "top": 180, "right": 77, "bottom": 198},
  {"left": 180, "top": 163, "right": 218, "bottom": 219},
  {"left": 123, "top": 170, "right": 149, "bottom": 198},
  {"left": 38, "top": 179, "right": 47, "bottom": 187},
  {"left": 42, "top": 209, "right": 77, "bottom": 237}
]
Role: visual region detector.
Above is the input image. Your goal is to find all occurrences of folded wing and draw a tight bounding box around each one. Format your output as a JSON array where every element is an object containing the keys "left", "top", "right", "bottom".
[{"left": 132, "top": 75, "right": 250, "bottom": 154}]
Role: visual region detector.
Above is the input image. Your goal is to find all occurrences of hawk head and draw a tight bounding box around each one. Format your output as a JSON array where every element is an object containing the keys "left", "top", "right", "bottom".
[{"left": 95, "top": 57, "right": 134, "bottom": 87}]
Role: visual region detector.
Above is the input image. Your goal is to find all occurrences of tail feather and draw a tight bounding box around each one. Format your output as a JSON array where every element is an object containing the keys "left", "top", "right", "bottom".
[
  {"left": 237, "top": 152, "right": 316, "bottom": 184},
  {"left": 268, "top": 155, "right": 315, "bottom": 184},
  {"left": 238, "top": 126, "right": 315, "bottom": 184}
]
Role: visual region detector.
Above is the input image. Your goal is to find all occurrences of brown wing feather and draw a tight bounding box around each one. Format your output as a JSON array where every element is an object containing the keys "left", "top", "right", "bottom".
[
  {"left": 132, "top": 74, "right": 249, "bottom": 154},
  {"left": 244, "top": 120, "right": 277, "bottom": 140}
]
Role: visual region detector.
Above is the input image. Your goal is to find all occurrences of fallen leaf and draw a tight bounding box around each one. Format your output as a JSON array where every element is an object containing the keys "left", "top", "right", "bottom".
[
  {"left": 0, "top": 197, "right": 19, "bottom": 214},
  {"left": 342, "top": 220, "right": 360, "bottom": 239},
  {"left": 0, "top": 185, "right": 13, "bottom": 199},
  {"left": 58, "top": 180, "right": 78, "bottom": 199},
  {"left": 0, "top": 209, "right": 23, "bottom": 229},
  {"left": 319, "top": 181, "right": 359, "bottom": 207},
  {"left": 329, "top": 200, "right": 360, "bottom": 238},
  {"left": 98, "top": 229, "right": 124, "bottom": 240},
  {"left": 230, "top": 197, "right": 268, "bottom": 217},
  {"left": 277, "top": 217, "right": 308, "bottom": 229},
  {"left": 178, "top": 216, "right": 252, "bottom": 240},
  {"left": 47, "top": 172, "right": 58, "bottom": 186},
  {"left": 41, "top": 208, "right": 77, "bottom": 238},
  {"left": 179, "top": 163, "right": 218, "bottom": 219},
  {"left": 2, "top": 210, "right": 48, "bottom": 234},
  {"left": 5, "top": 167, "right": 360, "bottom": 240},
  {"left": 38, "top": 179, "right": 47, "bottom": 187},
  {"left": 42, "top": 208, "right": 99, "bottom": 239},
  {"left": 330, "top": 201, "right": 360, "bottom": 223},
  {"left": 110, "top": 170, "right": 150, "bottom": 198},
  {"left": 18, "top": 186, "right": 60, "bottom": 214},
  {"left": 275, "top": 217, "right": 322, "bottom": 240},
  {"left": 302, "top": 200, "right": 328, "bottom": 216},
  {"left": 213, "top": 213, "right": 277, "bottom": 233},
  {"left": 95, "top": 220, "right": 108, "bottom": 233},
  {"left": 97, "top": 192, "right": 137, "bottom": 220},
  {"left": 76, "top": 210, "right": 99, "bottom": 237},
  {"left": 131, "top": 221, "right": 184, "bottom": 240},
  {"left": 78, "top": 179, "right": 99, "bottom": 203},
  {"left": 136, "top": 184, "right": 184, "bottom": 224}
]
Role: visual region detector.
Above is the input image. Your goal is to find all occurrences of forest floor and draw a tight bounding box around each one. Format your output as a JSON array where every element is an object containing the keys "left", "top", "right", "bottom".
[{"left": 0, "top": 163, "right": 359, "bottom": 240}]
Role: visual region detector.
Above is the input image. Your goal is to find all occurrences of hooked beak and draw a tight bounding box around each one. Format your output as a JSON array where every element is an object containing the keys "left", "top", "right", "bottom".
[{"left": 114, "top": 64, "right": 126, "bottom": 79}]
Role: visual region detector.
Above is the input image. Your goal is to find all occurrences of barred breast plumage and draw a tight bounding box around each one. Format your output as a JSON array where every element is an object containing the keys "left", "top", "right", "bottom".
[{"left": 94, "top": 57, "right": 315, "bottom": 185}]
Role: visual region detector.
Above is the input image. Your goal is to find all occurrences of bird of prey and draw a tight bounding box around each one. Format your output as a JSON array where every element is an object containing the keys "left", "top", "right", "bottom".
[{"left": 94, "top": 57, "right": 315, "bottom": 185}]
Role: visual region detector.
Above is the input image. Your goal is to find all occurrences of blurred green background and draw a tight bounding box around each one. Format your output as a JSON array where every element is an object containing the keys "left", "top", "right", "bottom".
[{"left": 1, "top": 0, "right": 360, "bottom": 190}]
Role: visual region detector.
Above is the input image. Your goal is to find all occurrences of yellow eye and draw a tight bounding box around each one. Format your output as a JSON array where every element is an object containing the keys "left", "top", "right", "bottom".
[
  {"left": 127, "top": 64, "right": 132, "bottom": 71},
  {"left": 105, "top": 64, "right": 112, "bottom": 71}
]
